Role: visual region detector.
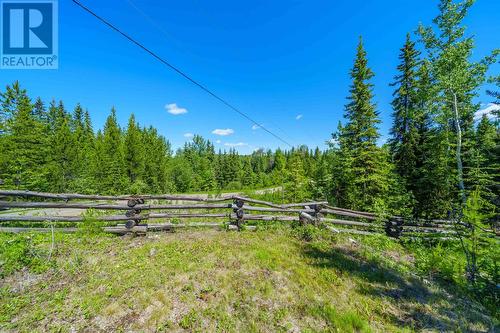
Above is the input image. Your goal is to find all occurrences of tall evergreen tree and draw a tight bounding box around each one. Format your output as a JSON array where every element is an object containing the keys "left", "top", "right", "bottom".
[
  {"left": 101, "top": 108, "right": 126, "bottom": 193},
  {"left": 285, "top": 151, "right": 308, "bottom": 202},
  {"left": 0, "top": 83, "right": 48, "bottom": 190},
  {"left": 411, "top": 60, "right": 452, "bottom": 217},
  {"left": 0, "top": 81, "right": 24, "bottom": 132},
  {"left": 389, "top": 33, "right": 421, "bottom": 183},
  {"left": 142, "top": 126, "right": 171, "bottom": 193},
  {"left": 124, "top": 114, "right": 145, "bottom": 185},
  {"left": 334, "top": 37, "right": 390, "bottom": 211},
  {"left": 470, "top": 115, "right": 499, "bottom": 210},
  {"left": 33, "top": 97, "right": 47, "bottom": 122},
  {"left": 48, "top": 113, "right": 76, "bottom": 192},
  {"left": 72, "top": 108, "right": 96, "bottom": 193}
]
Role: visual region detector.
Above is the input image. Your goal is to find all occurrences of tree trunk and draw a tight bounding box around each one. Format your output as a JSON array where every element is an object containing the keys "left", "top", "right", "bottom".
[{"left": 452, "top": 92, "right": 466, "bottom": 204}]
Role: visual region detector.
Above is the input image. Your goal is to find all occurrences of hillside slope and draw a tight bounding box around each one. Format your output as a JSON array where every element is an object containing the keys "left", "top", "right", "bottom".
[{"left": 0, "top": 228, "right": 496, "bottom": 332}]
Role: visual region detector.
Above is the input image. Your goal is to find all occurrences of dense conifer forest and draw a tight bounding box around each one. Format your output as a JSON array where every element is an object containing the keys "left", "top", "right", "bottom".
[{"left": 1, "top": 1, "right": 498, "bottom": 217}]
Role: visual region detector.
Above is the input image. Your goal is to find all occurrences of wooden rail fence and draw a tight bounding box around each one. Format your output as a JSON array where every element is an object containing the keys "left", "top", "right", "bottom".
[{"left": 0, "top": 189, "right": 482, "bottom": 238}]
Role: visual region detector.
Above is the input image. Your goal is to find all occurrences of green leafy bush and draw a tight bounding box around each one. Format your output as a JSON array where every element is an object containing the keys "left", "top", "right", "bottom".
[
  {"left": 77, "top": 209, "right": 106, "bottom": 235},
  {"left": 0, "top": 233, "right": 51, "bottom": 277},
  {"left": 294, "top": 224, "right": 320, "bottom": 242}
]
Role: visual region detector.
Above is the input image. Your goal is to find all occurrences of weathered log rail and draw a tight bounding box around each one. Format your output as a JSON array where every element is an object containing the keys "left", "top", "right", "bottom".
[{"left": 0, "top": 189, "right": 487, "bottom": 238}]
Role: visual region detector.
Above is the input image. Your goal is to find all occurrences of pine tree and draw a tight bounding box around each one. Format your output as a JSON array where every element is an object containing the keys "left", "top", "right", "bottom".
[
  {"left": 389, "top": 33, "right": 421, "bottom": 183},
  {"left": 33, "top": 97, "right": 47, "bottom": 123},
  {"left": 241, "top": 158, "right": 255, "bottom": 187},
  {"left": 0, "top": 81, "right": 24, "bottom": 132},
  {"left": 285, "top": 151, "right": 308, "bottom": 202},
  {"left": 335, "top": 37, "right": 389, "bottom": 210},
  {"left": 411, "top": 60, "right": 451, "bottom": 217},
  {"left": 469, "top": 115, "right": 499, "bottom": 211},
  {"left": 70, "top": 104, "right": 85, "bottom": 188},
  {"left": 48, "top": 114, "right": 76, "bottom": 192},
  {"left": 101, "top": 108, "right": 126, "bottom": 194},
  {"left": 124, "top": 114, "right": 145, "bottom": 186},
  {"left": 142, "top": 126, "right": 171, "bottom": 193},
  {"left": 311, "top": 153, "right": 331, "bottom": 200},
  {"left": 0, "top": 83, "right": 48, "bottom": 190},
  {"left": 72, "top": 108, "right": 96, "bottom": 193},
  {"left": 91, "top": 130, "right": 106, "bottom": 192}
]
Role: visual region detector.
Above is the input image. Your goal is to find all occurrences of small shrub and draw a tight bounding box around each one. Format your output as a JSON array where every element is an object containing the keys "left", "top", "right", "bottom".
[
  {"left": 78, "top": 209, "right": 106, "bottom": 236},
  {"left": 129, "top": 180, "right": 148, "bottom": 194},
  {"left": 179, "top": 309, "right": 200, "bottom": 329},
  {"left": 294, "top": 225, "right": 320, "bottom": 242},
  {"left": 411, "top": 243, "right": 464, "bottom": 283},
  {"left": 0, "top": 233, "right": 51, "bottom": 277}
]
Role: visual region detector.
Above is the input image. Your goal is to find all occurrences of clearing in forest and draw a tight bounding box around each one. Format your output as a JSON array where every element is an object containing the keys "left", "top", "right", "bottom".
[{"left": 0, "top": 228, "right": 495, "bottom": 332}]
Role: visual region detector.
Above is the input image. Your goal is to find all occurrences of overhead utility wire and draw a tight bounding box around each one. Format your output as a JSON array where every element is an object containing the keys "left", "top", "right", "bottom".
[
  {"left": 123, "top": 0, "right": 299, "bottom": 146},
  {"left": 72, "top": 0, "right": 293, "bottom": 148}
]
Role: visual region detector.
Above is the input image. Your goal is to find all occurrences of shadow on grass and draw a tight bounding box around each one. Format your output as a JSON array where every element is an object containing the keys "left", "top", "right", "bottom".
[{"left": 302, "top": 243, "right": 493, "bottom": 332}]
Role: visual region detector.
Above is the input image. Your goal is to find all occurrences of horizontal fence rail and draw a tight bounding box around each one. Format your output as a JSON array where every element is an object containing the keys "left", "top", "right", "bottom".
[{"left": 0, "top": 190, "right": 497, "bottom": 238}]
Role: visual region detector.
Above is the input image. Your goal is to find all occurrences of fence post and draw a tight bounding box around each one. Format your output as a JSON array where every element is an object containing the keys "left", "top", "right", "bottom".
[
  {"left": 385, "top": 219, "right": 403, "bottom": 238},
  {"left": 125, "top": 197, "right": 147, "bottom": 230},
  {"left": 232, "top": 199, "right": 245, "bottom": 230}
]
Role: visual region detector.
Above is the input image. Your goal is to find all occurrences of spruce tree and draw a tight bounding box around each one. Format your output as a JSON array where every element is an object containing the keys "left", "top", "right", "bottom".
[
  {"left": 411, "top": 60, "right": 450, "bottom": 217},
  {"left": 335, "top": 37, "right": 389, "bottom": 210},
  {"left": 389, "top": 33, "right": 421, "bottom": 184},
  {"left": 101, "top": 108, "right": 126, "bottom": 193},
  {"left": 72, "top": 110, "right": 97, "bottom": 193},
  {"left": 33, "top": 97, "right": 47, "bottom": 123},
  {"left": 142, "top": 126, "right": 171, "bottom": 193},
  {"left": 91, "top": 130, "right": 106, "bottom": 192},
  {"left": 241, "top": 158, "right": 254, "bottom": 187},
  {"left": 48, "top": 114, "right": 76, "bottom": 192},
  {"left": 470, "top": 115, "right": 499, "bottom": 210},
  {"left": 124, "top": 114, "right": 145, "bottom": 185},
  {"left": 0, "top": 84, "right": 48, "bottom": 190},
  {"left": 0, "top": 81, "right": 24, "bottom": 132},
  {"left": 285, "top": 151, "right": 308, "bottom": 202}
]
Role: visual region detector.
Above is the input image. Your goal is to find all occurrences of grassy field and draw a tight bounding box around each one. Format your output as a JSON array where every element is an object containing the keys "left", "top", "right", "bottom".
[{"left": 0, "top": 226, "right": 497, "bottom": 332}]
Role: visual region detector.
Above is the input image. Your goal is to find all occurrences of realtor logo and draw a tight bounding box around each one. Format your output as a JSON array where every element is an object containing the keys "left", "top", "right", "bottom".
[{"left": 1, "top": 0, "right": 58, "bottom": 69}]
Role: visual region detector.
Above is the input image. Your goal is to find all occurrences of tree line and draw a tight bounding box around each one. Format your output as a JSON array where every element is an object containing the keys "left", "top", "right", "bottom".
[{"left": 0, "top": 84, "right": 329, "bottom": 200}]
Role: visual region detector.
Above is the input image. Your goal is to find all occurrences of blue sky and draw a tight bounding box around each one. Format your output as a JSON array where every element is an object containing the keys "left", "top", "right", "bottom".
[{"left": 1, "top": 0, "right": 499, "bottom": 153}]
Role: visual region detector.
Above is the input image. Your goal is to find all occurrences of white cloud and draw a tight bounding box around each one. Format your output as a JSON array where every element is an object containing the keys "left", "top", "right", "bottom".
[
  {"left": 165, "top": 103, "right": 188, "bottom": 115},
  {"left": 474, "top": 103, "right": 499, "bottom": 121},
  {"left": 295, "top": 114, "right": 303, "bottom": 120},
  {"left": 212, "top": 128, "right": 234, "bottom": 136},
  {"left": 183, "top": 132, "right": 194, "bottom": 138},
  {"left": 216, "top": 139, "right": 221, "bottom": 144},
  {"left": 251, "top": 124, "right": 260, "bottom": 130},
  {"left": 224, "top": 142, "right": 248, "bottom": 147}
]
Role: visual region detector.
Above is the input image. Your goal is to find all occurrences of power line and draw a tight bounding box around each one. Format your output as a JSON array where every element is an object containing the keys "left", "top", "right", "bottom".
[
  {"left": 124, "top": 0, "right": 191, "bottom": 55},
  {"left": 71, "top": 0, "right": 293, "bottom": 148}
]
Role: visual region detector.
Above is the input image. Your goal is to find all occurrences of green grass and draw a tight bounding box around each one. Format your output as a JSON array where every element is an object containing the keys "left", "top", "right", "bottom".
[{"left": 0, "top": 227, "right": 496, "bottom": 332}]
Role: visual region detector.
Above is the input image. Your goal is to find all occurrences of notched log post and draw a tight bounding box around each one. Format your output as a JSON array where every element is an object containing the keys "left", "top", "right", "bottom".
[
  {"left": 310, "top": 204, "right": 323, "bottom": 225},
  {"left": 232, "top": 199, "right": 245, "bottom": 230},
  {"left": 299, "top": 211, "right": 317, "bottom": 226},
  {"left": 125, "top": 197, "right": 148, "bottom": 231},
  {"left": 385, "top": 219, "right": 403, "bottom": 238}
]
